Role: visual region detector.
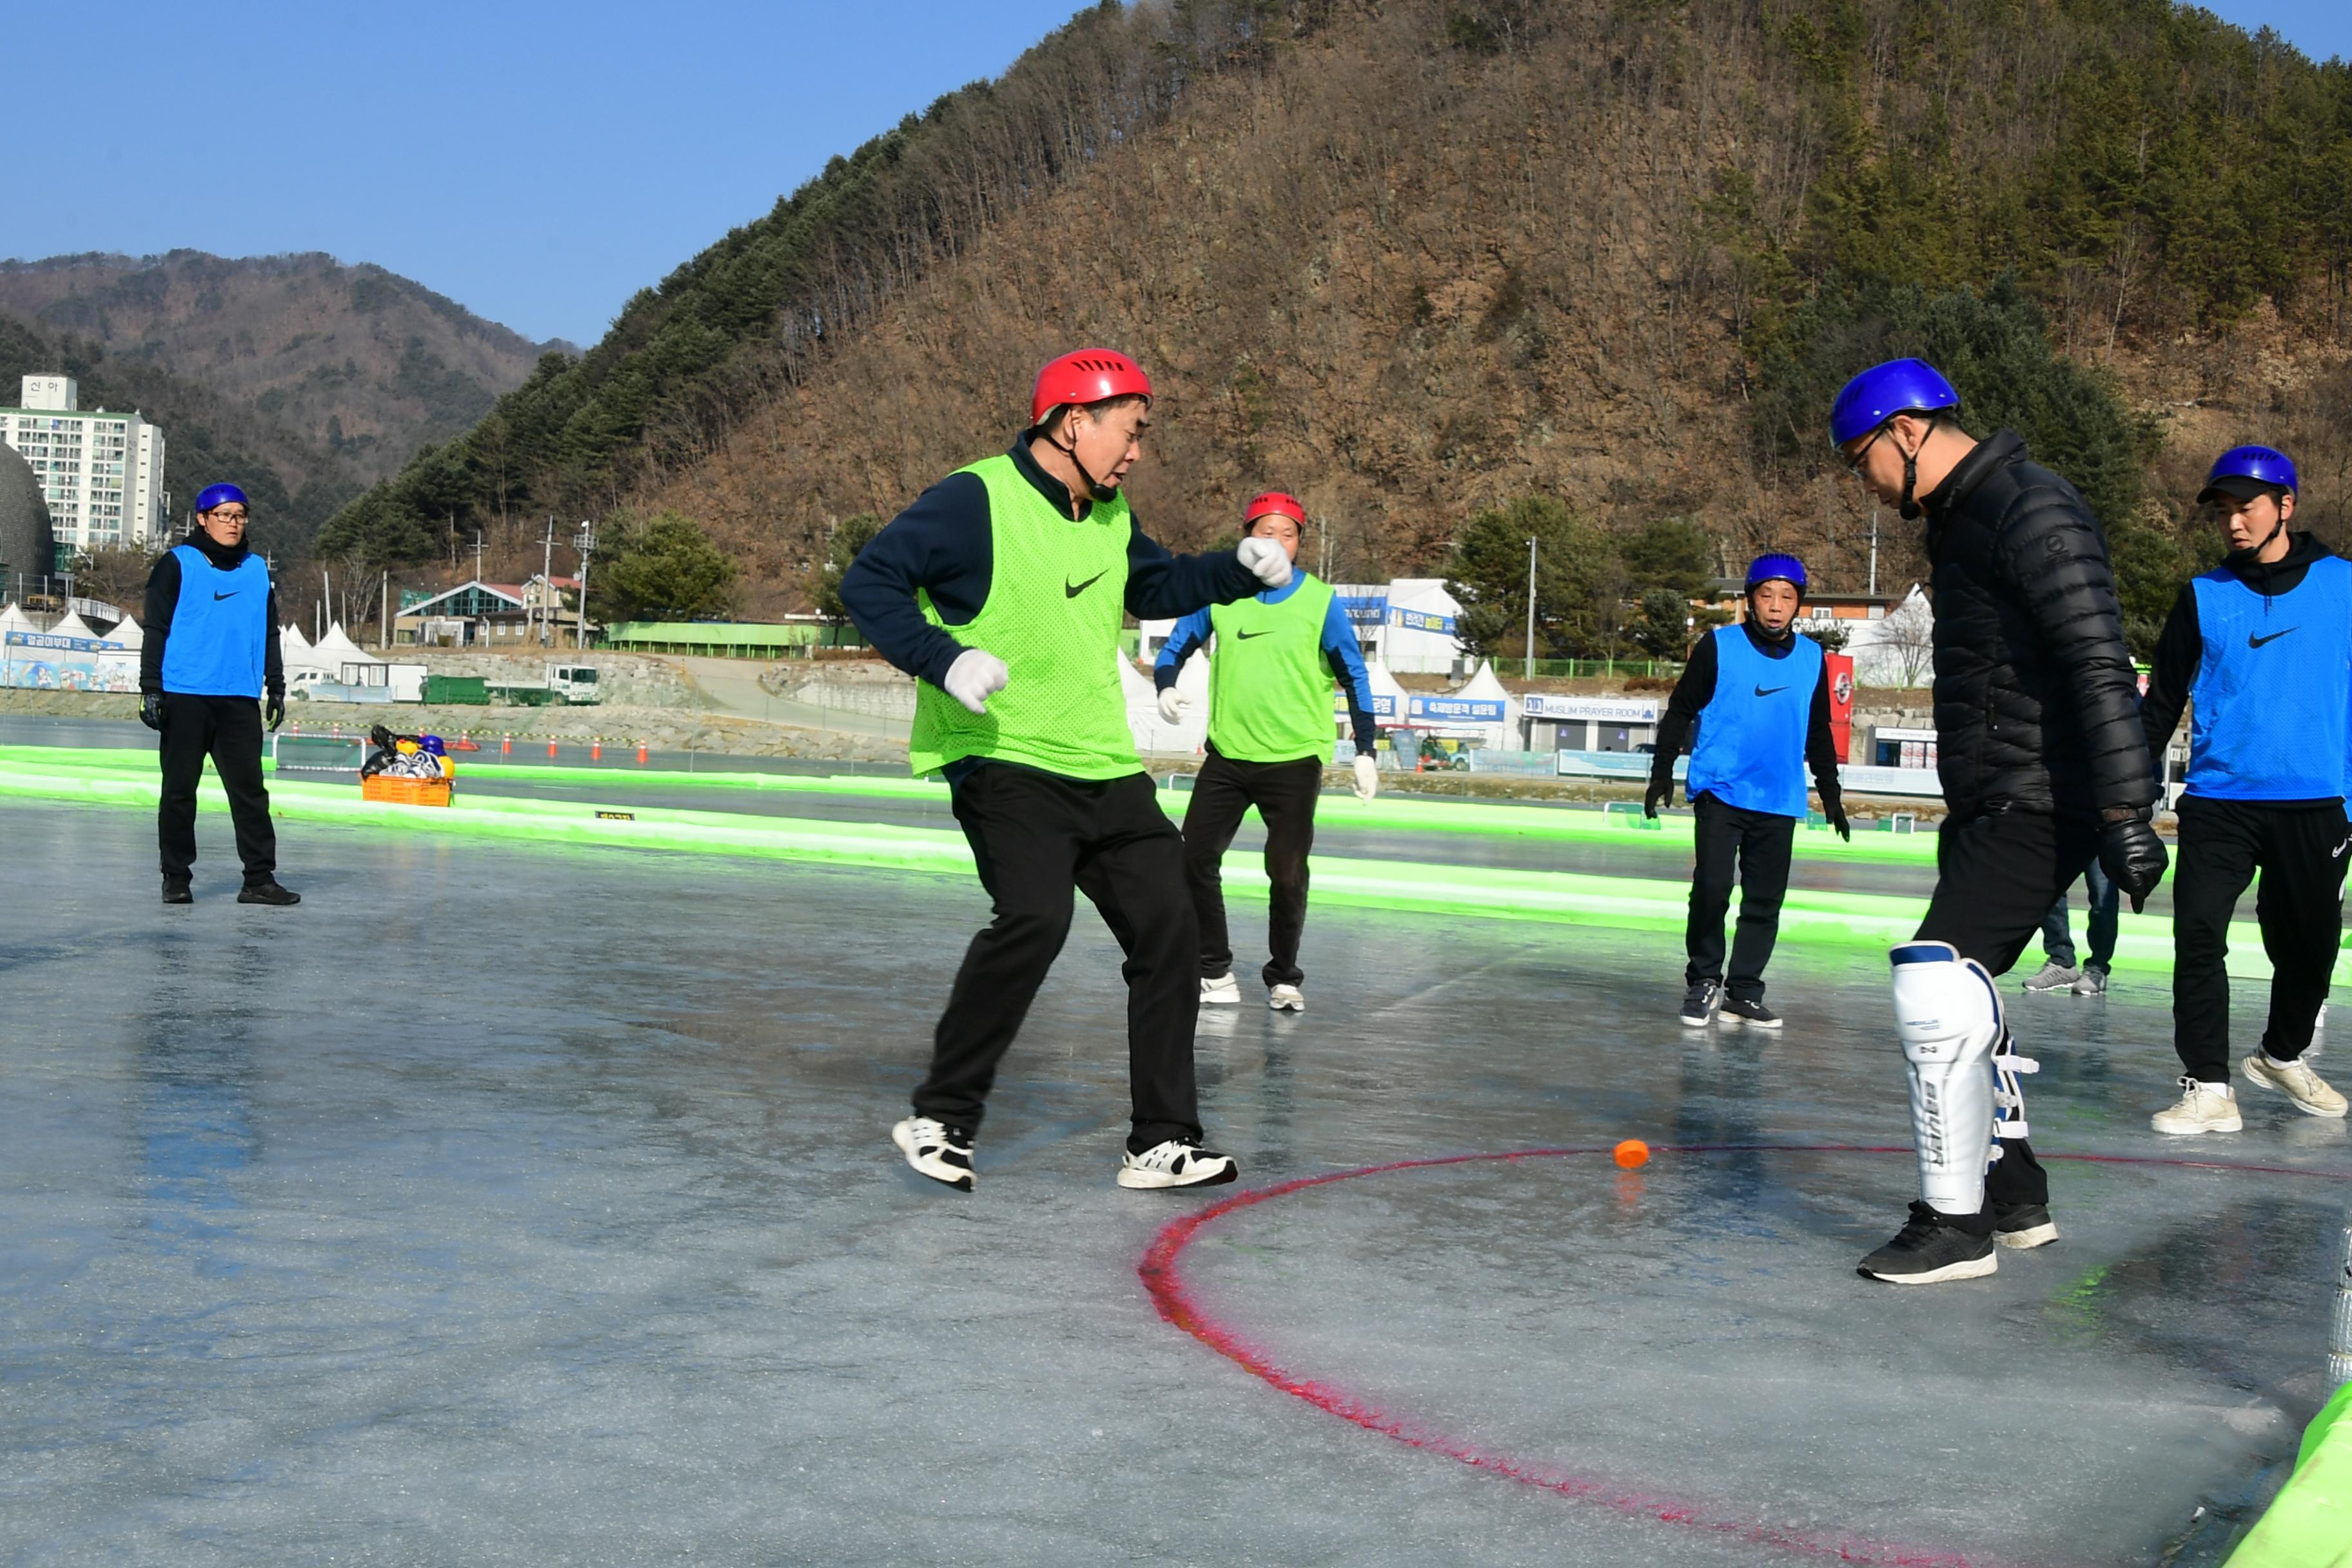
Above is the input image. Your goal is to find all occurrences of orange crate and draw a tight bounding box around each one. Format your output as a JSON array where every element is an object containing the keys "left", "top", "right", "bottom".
[{"left": 361, "top": 774, "right": 454, "bottom": 808}]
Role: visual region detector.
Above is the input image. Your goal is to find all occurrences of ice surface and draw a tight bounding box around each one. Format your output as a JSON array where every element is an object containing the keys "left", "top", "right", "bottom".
[{"left": 0, "top": 797, "right": 2335, "bottom": 1564}]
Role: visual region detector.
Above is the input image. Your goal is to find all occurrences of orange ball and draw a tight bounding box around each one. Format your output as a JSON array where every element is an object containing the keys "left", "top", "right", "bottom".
[{"left": 1613, "top": 1139, "right": 1651, "bottom": 1169}]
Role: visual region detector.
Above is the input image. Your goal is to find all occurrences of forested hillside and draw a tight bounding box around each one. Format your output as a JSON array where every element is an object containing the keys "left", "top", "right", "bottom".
[{"left": 322, "top": 0, "right": 2352, "bottom": 641}]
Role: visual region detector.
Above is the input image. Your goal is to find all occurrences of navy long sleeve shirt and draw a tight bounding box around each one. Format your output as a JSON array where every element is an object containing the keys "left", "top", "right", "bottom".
[{"left": 839, "top": 439, "right": 1262, "bottom": 690}]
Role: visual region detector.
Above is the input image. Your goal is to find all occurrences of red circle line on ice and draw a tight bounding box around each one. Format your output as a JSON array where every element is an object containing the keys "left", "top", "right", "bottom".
[{"left": 1136, "top": 1143, "right": 2352, "bottom": 1568}]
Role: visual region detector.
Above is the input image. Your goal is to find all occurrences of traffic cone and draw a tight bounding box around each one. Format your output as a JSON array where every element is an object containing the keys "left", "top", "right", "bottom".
[
  {"left": 547, "top": 738, "right": 558, "bottom": 758},
  {"left": 591, "top": 738, "right": 602, "bottom": 761},
  {"left": 636, "top": 740, "right": 649, "bottom": 765},
  {"left": 502, "top": 732, "right": 512, "bottom": 756}
]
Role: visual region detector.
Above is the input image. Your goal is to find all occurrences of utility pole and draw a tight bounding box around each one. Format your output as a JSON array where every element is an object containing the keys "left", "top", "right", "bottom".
[
  {"left": 1868, "top": 504, "right": 1880, "bottom": 598},
  {"left": 539, "top": 518, "right": 556, "bottom": 646},
  {"left": 1523, "top": 535, "right": 1538, "bottom": 680},
  {"left": 380, "top": 571, "right": 391, "bottom": 651},
  {"left": 573, "top": 519, "right": 598, "bottom": 651}
]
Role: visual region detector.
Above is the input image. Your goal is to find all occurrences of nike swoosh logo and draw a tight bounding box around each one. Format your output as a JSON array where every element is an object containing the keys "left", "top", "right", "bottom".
[
  {"left": 213, "top": 591, "right": 240, "bottom": 600},
  {"left": 2249, "top": 628, "right": 2297, "bottom": 648},
  {"left": 1753, "top": 684, "right": 1787, "bottom": 697},
  {"left": 1234, "top": 629, "right": 1271, "bottom": 640},
  {"left": 1064, "top": 572, "right": 1106, "bottom": 598},
  {"left": 2335, "top": 838, "right": 2350, "bottom": 859}
]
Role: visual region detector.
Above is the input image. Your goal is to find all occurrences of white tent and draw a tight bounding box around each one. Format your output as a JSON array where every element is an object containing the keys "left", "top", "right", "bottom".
[
  {"left": 279, "top": 624, "right": 338, "bottom": 682},
  {"left": 101, "top": 614, "right": 142, "bottom": 651},
  {"left": 1453, "top": 660, "right": 1520, "bottom": 750},
  {"left": 1384, "top": 578, "right": 1466, "bottom": 674},
  {"left": 0, "top": 603, "right": 36, "bottom": 639},
  {"left": 48, "top": 611, "right": 100, "bottom": 642},
  {"left": 312, "top": 622, "right": 383, "bottom": 681},
  {"left": 1124, "top": 645, "right": 1213, "bottom": 756},
  {"left": 1364, "top": 656, "right": 1410, "bottom": 715}
]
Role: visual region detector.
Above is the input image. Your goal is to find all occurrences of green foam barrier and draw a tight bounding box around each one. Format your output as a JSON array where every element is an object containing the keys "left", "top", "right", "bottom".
[{"left": 2224, "top": 1379, "right": 2352, "bottom": 1567}]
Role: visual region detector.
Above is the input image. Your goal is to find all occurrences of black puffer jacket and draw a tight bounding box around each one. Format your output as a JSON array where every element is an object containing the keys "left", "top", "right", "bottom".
[{"left": 1921, "top": 430, "right": 2158, "bottom": 821}]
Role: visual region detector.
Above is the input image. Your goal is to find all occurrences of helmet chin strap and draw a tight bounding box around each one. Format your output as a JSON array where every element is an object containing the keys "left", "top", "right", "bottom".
[
  {"left": 1896, "top": 426, "right": 1925, "bottom": 521},
  {"left": 1050, "top": 424, "right": 1118, "bottom": 505}
]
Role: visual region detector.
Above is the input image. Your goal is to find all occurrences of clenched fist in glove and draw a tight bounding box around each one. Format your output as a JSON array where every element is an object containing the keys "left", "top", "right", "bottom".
[
  {"left": 2099, "top": 808, "right": 2170, "bottom": 913},
  {"left": 1157, "top": 687, "right": 1189, "bottom": 725},
  {"left": 1643, "top": 777, "right": 1673, "bottom": 819},
  {"left": 1352, "top": 753, "right": 1380, "bottom": 801},
  {"left": 1236, "top": 535, "right": 1293, "bottom": 590},
  {"left": 140, "top": 691, "right": 166, "bottom": 732},
  {"left": 942, "top": 648, "right": 1010, "bottom": 716}
]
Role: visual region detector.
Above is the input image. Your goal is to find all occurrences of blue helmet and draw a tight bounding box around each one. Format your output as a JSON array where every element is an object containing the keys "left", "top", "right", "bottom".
[
  {"left": 1746, "top": 553, "right": 1808, "bottom": 596},
  {"left": 1829, "top": 358, "right": 1961, "bottom": 447},
  {"left": 2199, "top": 445, "right": 2298, "bottom": 504},
  {"left": 195, "top": 482, "right": 250, "bottom": 514}
]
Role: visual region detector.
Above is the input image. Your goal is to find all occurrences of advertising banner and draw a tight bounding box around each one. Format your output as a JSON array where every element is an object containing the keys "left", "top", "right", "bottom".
[
  {"left": 1826, "top": 651, "right": 1855, "bottom": 763},
  {"left": 2, "top": 630, "right": 137, "bottom": 692},
  {"left": 1521, "top": 693, "right": 1660, "bottom": 723},
  {"left": 1407, "top": 693, "right": 1507, "bottom": 725}
]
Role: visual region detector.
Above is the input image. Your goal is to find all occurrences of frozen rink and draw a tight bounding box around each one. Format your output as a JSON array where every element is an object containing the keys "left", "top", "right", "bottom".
[{"left": 4, "top": 797, "right": 2344, "bottom": 1565}]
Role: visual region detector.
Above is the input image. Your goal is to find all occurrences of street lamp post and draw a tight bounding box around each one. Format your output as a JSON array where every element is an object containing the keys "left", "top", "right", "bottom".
[
  {"left": 1523, "top": 536, "right": 1538, "bottom": 680},
  {"left": 574, "top": 520, "right": 597, "bottom": 651}
]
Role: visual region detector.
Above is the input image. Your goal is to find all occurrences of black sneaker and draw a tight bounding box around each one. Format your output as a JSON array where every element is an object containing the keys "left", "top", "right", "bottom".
[
  {"left": 1858, "top": 1200, "right": 1999, "bottom": 1284},
  {"left": 237, "top": 881, "right": 300, "bottom": 906},
  {"left": 1718, "top": 996, "right": 1783, "bottom": 1030},
  {"left": 1992, "top": 1200, "right": 2059, "bottom": 1250},
  {"left": 1679, "top": 979, "right": 1722, "bottom": 1028},
  {"left": 161, "top": 877, "right": 192, "bottom": 905}
]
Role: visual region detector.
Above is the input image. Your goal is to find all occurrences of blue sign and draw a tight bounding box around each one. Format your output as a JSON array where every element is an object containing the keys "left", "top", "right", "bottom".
[
  {"left": 1337, "top": 692, "right": 1400, "bottom": 719},
  {"left": 1389, "top": 607, "right": 1457, "bottom": 635},
  {"left": 6, "top": 630, "right": 121, "bottom": 652},
  {"left": 1408, "top": 694, "right": 1507, "bottom": 724},
  {"left": 1333, "top": 593, "right": 1389, "bottom": 628}
]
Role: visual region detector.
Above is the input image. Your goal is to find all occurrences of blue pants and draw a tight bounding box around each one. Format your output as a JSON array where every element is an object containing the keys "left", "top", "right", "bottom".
[{"left": 2038, "top": 861, "right": 2119, "bottom": 972}]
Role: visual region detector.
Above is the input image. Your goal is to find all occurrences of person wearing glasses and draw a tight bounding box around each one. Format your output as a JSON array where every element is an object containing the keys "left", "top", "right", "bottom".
[
  {"left": 1828, "top": 359, "right": 2165, "bottom": 1285},
  {"left": 140, "top": 482, "right": 297, "bottom": 906}
]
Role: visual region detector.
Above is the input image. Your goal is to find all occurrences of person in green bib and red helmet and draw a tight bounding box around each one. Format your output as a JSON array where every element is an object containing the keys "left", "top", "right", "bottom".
[
  {"left": 1155, "top": 489, "right": 1382, "bottom": 1013},
  {"left": 840, "top": 349, "right": 1291, "bottom": 1194}
]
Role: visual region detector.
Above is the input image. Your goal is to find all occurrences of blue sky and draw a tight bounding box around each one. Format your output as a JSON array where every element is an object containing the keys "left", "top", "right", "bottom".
[{"left": 6, "top": 1, "right": 2346, "bottom": 348}]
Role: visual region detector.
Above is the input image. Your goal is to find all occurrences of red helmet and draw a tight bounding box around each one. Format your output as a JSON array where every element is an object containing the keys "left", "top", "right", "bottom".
[
  {"left": 1244, "top": 491, "right": 1306, "bottom": 527},
  {"left": 1030, "top": 348, "right": 1152, "bottom": 425}
]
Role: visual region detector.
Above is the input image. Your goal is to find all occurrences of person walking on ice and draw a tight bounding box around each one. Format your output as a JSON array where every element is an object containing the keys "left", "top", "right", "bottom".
[
  {"left": 2020, "top": 864, "right": 2121, "bottom": 996},
  {"left": 1154, "top": 490, "right": 1382, "bottom": 1013},
  {"left": 840, "top": 349, "right": 1292, "bottom": 1193},
  {"left": 1646, "top": 553, "right": 1848, "bottom": 1030},
  {"left": 2140, "top": 446, "right": 2351, "bottom": 1133},
  {"left": 1828, "top": 358, "right": 2167, "bottom": 1285}
]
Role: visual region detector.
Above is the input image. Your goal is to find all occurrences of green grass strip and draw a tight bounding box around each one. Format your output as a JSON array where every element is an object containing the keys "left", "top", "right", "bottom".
[{"left": 5, "top": 759, "right": 2319, "bottom": 983}]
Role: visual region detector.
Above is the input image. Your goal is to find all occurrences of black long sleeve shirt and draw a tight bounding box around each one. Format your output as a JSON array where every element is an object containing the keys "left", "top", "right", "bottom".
[
  {"left": 838, "top": 438, "right": 1262, "bottom": 690},
  {"left": 140, "top": 534, "right": 284, "bottom": 698},
  {"left": 1647, "top": 620, "right": 1842, "bottom": 803},
  {"left": 2141, "top": 530, "right": 2337, "bottom": 807}
]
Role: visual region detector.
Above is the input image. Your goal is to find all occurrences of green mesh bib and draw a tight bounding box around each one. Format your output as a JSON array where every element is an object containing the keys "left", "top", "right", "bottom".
[
  {"left": 1207, "top": 574, "right": 1338, "bottom": 763},
  {"left": 908, "top": 455, "right": 1139, "bottom": 779}
]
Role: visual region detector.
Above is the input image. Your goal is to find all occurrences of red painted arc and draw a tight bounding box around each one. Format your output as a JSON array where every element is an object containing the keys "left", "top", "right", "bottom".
[{"left": 1136, "top": 1143, "right": 2352, "bottom": 1568}]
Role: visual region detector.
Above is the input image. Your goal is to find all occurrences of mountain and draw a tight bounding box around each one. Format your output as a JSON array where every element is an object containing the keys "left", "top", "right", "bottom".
[
  {"left": 0, "top": 251, "right": 569, "bottom": 502},
  {"left": 322, "top": 0, "right": 2352, "bottom": 616}
]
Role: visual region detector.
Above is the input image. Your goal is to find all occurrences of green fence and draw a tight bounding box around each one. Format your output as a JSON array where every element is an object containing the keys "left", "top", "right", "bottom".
[
  {"left": 601, "top": 622, "right": 866, "bottom": 658},
  {"left": 1514, "top": 658, "right": 1685, "bottom": 680}
]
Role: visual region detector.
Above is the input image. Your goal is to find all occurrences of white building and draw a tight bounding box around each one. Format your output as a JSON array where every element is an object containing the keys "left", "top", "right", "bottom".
[{"left": 1, "top": 375, "right": 168, "bottom": 553}]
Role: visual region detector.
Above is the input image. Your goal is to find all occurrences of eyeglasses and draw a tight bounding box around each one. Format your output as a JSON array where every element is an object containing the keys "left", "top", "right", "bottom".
[
  {"left": 1841, "top": 425, "right": 1890, "bottom": 478},
  {"left": 205, "top": 509, "right": 249, "bottom": 522}
]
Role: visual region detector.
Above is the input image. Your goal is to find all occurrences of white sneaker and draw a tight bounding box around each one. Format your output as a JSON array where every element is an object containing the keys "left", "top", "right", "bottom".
[
  {"left": 1268, "top": 984, "right": 1305, "bottom": 1012},
  {"left": 1200, "top": 974, "right": 1241, "bottom": 1005},
  {"left": 1117, "top": 1138, "right": 1239, "bottom": 1190},
  {"left": 892, "top": 1116, "right": 975, "bottom": 1191},
  {"left": 2243, "top": 1054, "right": 2350, "bottom": 1118},
  {"left": 2151, "top": 1077, "right": 2242, "bottom": 1135}
]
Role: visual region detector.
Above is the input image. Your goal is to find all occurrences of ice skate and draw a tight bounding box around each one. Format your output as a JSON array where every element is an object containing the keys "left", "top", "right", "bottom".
[
  {"left": 892, "top": 1116, "right": 976, "bottom": 1192},
  {"left": 1117, "top": 1138, "right": 1238, "bottom": 1190},
  {"left": 1200, "top": 973, "right": 1241, "bottom": 1005},
  {"left": 1858, "top": 1201, "right": 1998, "bottom": 1284},
  {"left": 2151, "top": 1077, "right": 2242, "bottom": 1135},
  {"left": 2021, "top": 959, "right": 2077, "bottom": 992},
  {"left": 1268, "top": 984, "right": 1304, "bottom": 1012},
  {"left": 1992, "top": 1200, "right": 2059, "bottom": 1249},
  {"left": 1718, "top": 996, "right": 1781, "bottom": 1030},
  {"left": 2242, "top": 1053, "right": 2349, "bottom": 1118},
  {"left": 1679, "top": 979, "right": 1722, "bottom": 1028}
]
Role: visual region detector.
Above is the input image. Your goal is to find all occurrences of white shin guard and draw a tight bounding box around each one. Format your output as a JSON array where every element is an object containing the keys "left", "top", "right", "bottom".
[{"left": 1891, "top": 941, "right": 2004, "bottom": 1217}]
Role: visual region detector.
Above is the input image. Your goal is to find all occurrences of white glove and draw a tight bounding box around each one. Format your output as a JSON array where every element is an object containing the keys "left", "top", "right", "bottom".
[
  {"left": 942, "top": 647, "right": 1009, "bottom": 716},
  {"left": 1237, "top": 536, "right": 1293, "bottom": 589},
  {"left": 1157, "top": 687, "right": 1189, "bottom": 725},
  {"left": 1352, "top": 752, "right": 1380, "bottom": 801}
]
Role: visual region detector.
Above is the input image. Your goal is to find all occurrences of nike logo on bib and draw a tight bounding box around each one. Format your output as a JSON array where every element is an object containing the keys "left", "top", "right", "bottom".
[
  {"left": 213, "top": 591, "right": 240, "bottom": 600},
  {"left": 1234, "top": 629, "right": 1271, "bottom": 640},
  {"left": 2335, "top": 837, "right": 2350, "bottom": 859},
  {"left": 1753, "top": 684, "right": 1787, "bottom": 698},
  {"left": 2249, "top": 627, "right": 2298, "bottom": 648},
  {"left": 1064, "top": 572, "right": 1106, "bottom": 598}
]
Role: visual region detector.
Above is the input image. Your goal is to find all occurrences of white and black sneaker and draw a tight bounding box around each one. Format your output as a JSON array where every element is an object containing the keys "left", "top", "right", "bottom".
[
  {"left": 892, "top": 1116, "right": 975, "bottom": 1192},
  {"left": 2021, "top": 959, "right": 2079, "bottom": 993},
  {"left": 1718, "top": 996, "right": 1782, "bottom": 1030},
  {"left": 1857, "top": 1201, "right": 1998, "bottom": 1284},
  {"left": 1200, "top": 973, "right": 1241, "bottom": 1005},
  {"left": 1992, "top": 1200, "right": 2060, "bottom": 1250},
  {"left": 1117, "top": 1138, "right": 1239, "bottom": 1190},
  {"left": 1679, "top": 979, "right": 1722, "bottom": 1028},
  {"left": 1268, "top": 984, "right": 1305, "bottom": 1012}
]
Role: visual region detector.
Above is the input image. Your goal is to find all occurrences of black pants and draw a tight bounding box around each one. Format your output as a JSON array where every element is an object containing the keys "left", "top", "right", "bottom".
[
  {"left": 1684, "top": 793, "right": 1795, "bottom": 1003},
  {"left": 1914, "top": 807, "right": 2102, "bottom": 1222},
  {"left": 2038, "top": 861, "right": 2120, "bottom": 972},
  {"left": 1181, "top": 745, "right": 1323, "bottom": 988},
  {"left": 157, "top": 693, "right": 276, "bottom": 885},
  {"left": 917, "top": 763, "right": 1202, "bottom": 1152},
  {"left": 2171, "top": 795, "right": 2349, "bottom": 1084}
]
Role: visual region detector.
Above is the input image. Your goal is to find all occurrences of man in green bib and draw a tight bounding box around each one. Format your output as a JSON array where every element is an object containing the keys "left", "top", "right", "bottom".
[
  {"left": 841, "top": 349, "right": 1292, "bottom": 1193},
  {"left": 1155, "top": 491, "right": 1381, "bottom": 1011}
]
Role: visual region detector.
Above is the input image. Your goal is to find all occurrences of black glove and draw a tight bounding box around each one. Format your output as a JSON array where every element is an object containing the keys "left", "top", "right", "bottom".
[
  {"left": 1644, "top": 777, "right": 1672, "bottom": 819},
  {"left": 1823, "top": 794, "right": 1851, "bottom": 842},
  {"left": 139, "top": 692, "right": 165, "bottom": 732},
  {"left": 266, "top": 694, "right": 285, "bottom": 731},
  {"left": 2099, "top": 812, "right": 2170, "bottom": 914}
]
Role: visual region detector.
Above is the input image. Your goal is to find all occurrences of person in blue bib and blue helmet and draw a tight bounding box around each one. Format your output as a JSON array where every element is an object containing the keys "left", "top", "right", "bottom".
[
  {"left": 1830, "top": 358, "right": 2166, "bottom": 1285},
  {"left": 140, "top": 484, "right": 297, "bottom": 906},
  {"left": 1647, "top": 552, "right": 1847, "bottom": 1030},
  {"left": 2140, "top": 446, "right": 2351, "bottom": 1132}
]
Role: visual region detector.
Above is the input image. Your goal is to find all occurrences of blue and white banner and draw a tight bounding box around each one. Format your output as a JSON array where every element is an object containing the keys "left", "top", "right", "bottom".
[
  {"left": 1332, "top": 592, "right": 1389, "bottom": 629},
  {"left": 1389, "top": 606, "right": 1456, "bottom": 634},
  {"left": 1408, "top": 694, "right": 1507, "bottom": 724},
  {"left": 3, "top": 629, "right": 137, "bottom": 692}
]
